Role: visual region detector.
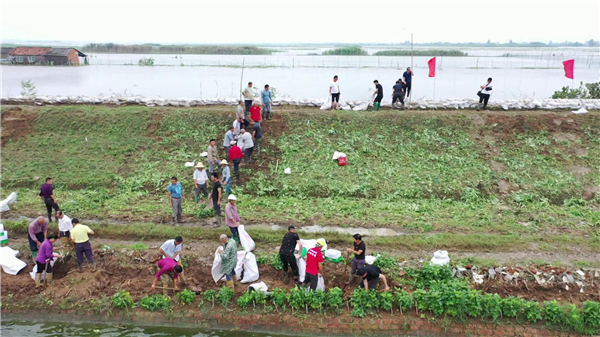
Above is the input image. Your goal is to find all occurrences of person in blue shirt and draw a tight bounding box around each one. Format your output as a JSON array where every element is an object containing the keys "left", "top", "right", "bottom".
[
  {"left": 167, "top": 176, "right": 184, "bottom": 223},
  {"left": 261, "top": 84, "right": 273, "bottom": 120},
  {"left": 402, "top": 67, "right": 413, "bottom": 98}
]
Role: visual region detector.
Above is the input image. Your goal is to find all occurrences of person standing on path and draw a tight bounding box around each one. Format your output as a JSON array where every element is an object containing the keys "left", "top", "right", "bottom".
[
  {"left": 303, "top": 239, "right": 325, "bottom": 291},
  {"left": 228, "top": 141, "right": 243, "bottom": 180},
  {"left": 219, "top": 234, "right": 238, "bottom": 288},
  {"left": 233, "top": 117, "right": 243, "bottom": 136},
  {"left": 167, "top": 176, "right": 184, "bottom": 224},
  {"left": 261, "top": 84, "right": 273, "bottom": 120},
  {"left": 28, "top": 216, "right": 48, "bottom": 261},
  {"left": 34, "top": 234, "right": 61, "bottom": 288},
  {"left": 223, "top": 127, "right": 236, "bottom": 156},
  {"left": 236, "top": 101, "right": 250, "bottom": 128},
  {"left": 329, "top": 75, "right": 340, "bottom": 110},
  {"left": 249, "top": 101, "right": 262, "bottom": 123},
  {"left": 242, "top": 82, "right": 254, "bottom": 115},
  {"left": 346, "top": 234, "right": 366, "bottom": 285},
  {"left": 251, "top": 121, "right": 263, "bottom": 154},
  {"left": 279, "top": 226, "right": 303, "bottom": 285},
  {"left": 392, "top": 80, "right": 406, "bottom": 109},
  {"left": 373, "top": 80, "right": 383, "bottom": 111},
  {"left": 193, "top": 164, "right": 208, "bottom": 202},
  {"left": 207, "top": 139, "right": 220, "bottom": 174},
  {"left": 402, "top": 67, "right": 414, "bottom": 98},
  {"left": 477, "top": 77, "right": 493, "bottom": 110},
  {"left": 152, "top": 257, "right": 183, "bottom": 295},
  {"left": 56, "top": 211, "right": 74, "bottom": 249},
  {"left": 356, "top": 265, "right": 390, "bottom": 291},
  {"left": 160, "top": 236, "right": 183, "bottom": 262},
  {"left": 208, "top": 173, "right": 223, "bottom": 226},
  {"left": 70, "top": 218, "right": 95, "bottom": 272},
  {"left": 225, "top": 194, "right": 240, "bottom": 243},
  {"left": 238, "top": 129, "right": 254, "bottom": 164},
  {"left": 40, "top": 177, "right": 59, "bottom": 223},
  {"left": 220, "top": 160, "right": 231, "bottom": 196}
]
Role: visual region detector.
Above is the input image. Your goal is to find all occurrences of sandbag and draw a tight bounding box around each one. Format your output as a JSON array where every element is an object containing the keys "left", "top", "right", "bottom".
[
  {"left": 365, "top": 254, "right": 379, "bottom": 265},
  {"left": 211, "top": 246, "right": 224, "bottom": 283},
  {"left": 316, "top": 275, "right": 326, "bottom": 291},
  {"left": 241, "top": 252, "right": 259, "bottom": 283},
  {"left": 238, "top": 225, "right": 255, "bottom": 252},
  {"left": 248, "top": 281, "right": 269, "bottom": 295},
  {"left": 296, "top": 255, "right": 306, "bottom": 282},
  {"left": 431, "top": 250, "right": 450, "bottom": 266},
  {"left": 234, "top": 250, "right": 246, "bottom": 280},
  {"left": 0, "top": 246, "right": 26, "bottom": 275},
  {"left": 0, "top": 192, "right": 17, "bottom": 212}
]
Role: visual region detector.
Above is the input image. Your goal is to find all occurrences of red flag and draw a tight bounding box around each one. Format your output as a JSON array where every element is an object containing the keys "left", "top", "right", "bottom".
[
  {"left": 428, "top": 57, "right": 436, "bottom": 77},
  {"left": 562, "top": 59, "right": 574, "bottom": 79}
]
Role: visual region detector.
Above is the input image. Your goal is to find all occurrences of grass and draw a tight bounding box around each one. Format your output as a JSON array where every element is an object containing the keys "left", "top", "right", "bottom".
[
  {"left": 322, "top": 46, "right": 368, "bottom": 56},
  {"left": 1, "top": 105, "right": 600, "bottom": 252},
  {"left": 374, "top": 49, "right": 466, "bottom": 56}
]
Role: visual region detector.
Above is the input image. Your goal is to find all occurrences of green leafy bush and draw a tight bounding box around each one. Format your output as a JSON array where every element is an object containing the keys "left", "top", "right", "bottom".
[
  {"left": 543, "top": 301, "right": 565, "bottom": 327},
  {"left": 216, "top": 287, "right": 234, "bottom": 308},
  {"left": 552, "top": 82, "right": 600, "bottom": 99},
  {"left": 237, "top": 291, "right": 253, "bottom": 310},
  {"left": 322, "top": 46, "right": 367, "bottom": 56},
  {"left": 287, "top": 286, "right": 306, "bottom": 311},
  {"left": 256, "top": 253, "right": 283, "bottom": 271},
  {"left": 306, "top": 290, "right": 326, "bottom": 311},
  {"left": 373, "top": 253, "right": 399, "bottom": 274},
  {"left": 139, "top": 294, "right": 171, "bottom": 312},
  {"left": 327, "top": 287, "right": 344, "bottom": 310},
  {"left": 481, "top": 293, "right": 503, "bottom": 321},
  {"left": 582, "top": 300, "right": 600, "bottom": 331},
  {"left": 271, "top": 288, "right": 287, "bottom": 310},
  {"left": 350, "top": 288, "right": 368, "bottom": 317},
  {"left": 502, "top": 297, "right": 526, "bottom": 319},
  {"left": 203, "top": 289, "right": 216, "bottom": 307},
  {"left": 380, "top": 291, "right": 394, "bottom": 313},
  {"left": 395, "top": 289, "right": 414, "bottom": 313},
  {"left": 523, "top": 301, "right": 542, "bottom": 323},
  {"left": 405, "top": 263, "right": 453, "bottom": 289},
  {"left": 111, "top": 289, "right": 134, "bottom": 309},
  {"left": 176, "top": 289, "right": 196, "bottom": 305}
]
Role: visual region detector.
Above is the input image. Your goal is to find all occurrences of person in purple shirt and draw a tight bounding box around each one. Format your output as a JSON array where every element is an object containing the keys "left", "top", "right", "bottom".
[
  {"left": 40, "top": 177, "right": 60, "bottom": 223},
  {"left": 34, "top": 234, "right": 61, "bottom": 288},
  {"left": 29, "top": 216, "right": 48, "bottom": 261}
]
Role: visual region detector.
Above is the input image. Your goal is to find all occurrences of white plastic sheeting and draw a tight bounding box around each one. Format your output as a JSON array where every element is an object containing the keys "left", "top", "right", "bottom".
[
  {"left": 211, "top": 246, "right": 224, "bottom": 283},
  {"left": 431, "top": 250, "right": 450, "bottom": 266},
  {"left": 0, "top": 192, "right": 17, "bottom": 212},
  {"left": 2, "top": 95, "right": 600, "bottom": 111},
  {"left": 0, "top": 246, "right": 27, "bottom": 275},
  {"left": 238, "top": 225, "right": 255, "bottom": 253}
]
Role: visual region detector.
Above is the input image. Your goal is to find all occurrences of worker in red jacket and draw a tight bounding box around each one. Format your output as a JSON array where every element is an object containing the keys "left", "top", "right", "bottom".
[
  {"left": 249, "top": 101, "right": 261, "bottom": 123},
  {"left": 228, "top": 140, "right": 244, "bottom": 180}
]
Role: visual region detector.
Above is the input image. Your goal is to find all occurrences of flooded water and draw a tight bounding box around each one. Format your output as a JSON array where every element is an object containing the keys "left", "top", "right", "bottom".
[
  {"left": 1, "top": 47, "right": 598, "bottom": 100},
  {"left": 1, "top": 320, "right": 293, "bottom": 337}
]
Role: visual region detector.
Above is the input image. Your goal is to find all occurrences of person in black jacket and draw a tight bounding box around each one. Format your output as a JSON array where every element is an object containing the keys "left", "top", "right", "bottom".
[{"left": 279, "top": 226, "right": 303, "bottom": 285}]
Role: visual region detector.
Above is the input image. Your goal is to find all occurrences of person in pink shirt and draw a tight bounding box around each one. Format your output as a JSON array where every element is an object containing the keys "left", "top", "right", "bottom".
[
  {"left": 225, "top": 194, "right": 240, "bottom": 243},
  {"left": 303, "top": 239, "right": 325, "bottom": 291},
  {"left": 249, "top": 101, "right": 261, "bottom": 123},
  {"left": 152, "top": 257, "right": 183, "bottom": 295}
]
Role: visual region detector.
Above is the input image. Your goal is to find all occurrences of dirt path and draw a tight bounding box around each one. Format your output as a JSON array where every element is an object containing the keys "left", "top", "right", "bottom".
[{"left": 1, "top": 106, "right": 37, "bottom": 146}]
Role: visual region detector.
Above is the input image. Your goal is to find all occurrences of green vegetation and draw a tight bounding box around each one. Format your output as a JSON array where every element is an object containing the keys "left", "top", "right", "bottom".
[
  {"left": 322, "top": 46, "right": 368, "bottom": 55},
  {"left": 139, "top": 294, "right": 171, "bottom": 312},
  {"left": 374, "top": 49, "right": 466, "bottom": 56},
  {"left": 552, "top": 81, "right": 600, "bottom": 99},
  {"left": 176, "top": 289, "right": 196, "bottom": 305},
  {"left": 138, "top": 57, "right": 154, "bottom": 66},
  {"left": 111, "top": 289, "right": 134, "bottom": 309},
  {"left": 20, "top": 80, "right": 37, "bottom": 97},
  {"left": 216, "top": 287, "right": 234, "bottom": 309},
  {"left": 82, "top": 43, "right": 273, "bottom": 55},
  {"left": 256, "top": 252, "right": 284, "bottom": 270}
]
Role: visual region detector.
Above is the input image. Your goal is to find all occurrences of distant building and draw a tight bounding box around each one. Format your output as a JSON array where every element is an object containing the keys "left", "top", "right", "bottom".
[
  {"left": 8, "top": 47, "right": 87, "bottom": 65},
  {"left": 1, "top": 47, "right": 15, "bottom": 63}
]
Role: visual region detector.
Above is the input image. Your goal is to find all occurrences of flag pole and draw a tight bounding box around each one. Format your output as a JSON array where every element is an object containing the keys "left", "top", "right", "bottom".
[
  {"left": 433, "top": 71, "right": 436, "bottom": 102},
  {"left": 410, "top": 33, "right": 414, "bottom": 106},
  {"left": 239, "top": 58, "right": 245, "bottom": 101}
]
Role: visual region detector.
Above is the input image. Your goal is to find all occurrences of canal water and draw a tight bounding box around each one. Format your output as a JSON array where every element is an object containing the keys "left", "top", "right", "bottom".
[{"left": 1, "top": 320, "right": 295, "bottom": 337}]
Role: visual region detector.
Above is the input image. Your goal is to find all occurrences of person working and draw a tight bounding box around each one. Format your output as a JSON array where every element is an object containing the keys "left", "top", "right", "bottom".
[
  {"left": 167, "top": 176, "right": 184, "bottom": 223},
  {"left": 303, "top": 239, "right": 325, "bottom": 291},
  {"left": 223, "top": 127, "right": 236, "bottom": 155},
  {"left": 160, "top": 236, "right": 183, "bottom": 262},
  {"left": 238, "top": 129, "right": 254, "bottom": 164},
  {"left": 279, "top": 226, "right": 302, "bottom": 285},
  {"left": 208, "top": 173, "right": 223, "bottom": 226},
  {"left": 477, "top": 77, "right": 493, "bottom": 110},
  {"left": 346, "top": 234, "right": 366, "bottom": 285},
  {"left": 40, "top": 177, "right": 59, "bottom": 223},
  {"left": 207, "top": 139, "right": 220, "bottom": 174},
  {"left": 372, "top": 80, "right": 383, "bottom": 111},
  {"left": 249, "top": 101, "right": 262, "bottom": 123},
  {"left": 251, "top": 120, "right": 262, "bottom": 154},
  {"left": 225, "top": 194, "right": 240, "bottom": 242},
  {"left": 70, "top": 218, "right": 95, "bottom": 272},
  {"left": 236, "top": 100, "right": 249, "bottom": 126},
  {"left": 356, "top": 265, "right": 390, "bottom": 291},
  {"left": 242, "top": 82, "right": 254, "bottom": 114},
  {"left": 28, "top": 216, "right": 48, "bottom": 261},
  {"left": 193, "top": 163, "right": 209, "bottom": 202},
  {"left": 392, "top": 80, "right": 405, "bottom": 109},
  {"left": 228, "top": 141, "right": 243, "bottom": 180},
  {"left": 261, "top": 84, "right": 273, "bottom": 120},
  {"left": 402, "top": 67, "right": 413, "bottom": 98},
  {"left": 233, "top": 117, "right": 243, "bottom": 136},
  {"left": 152, "top": 257, "right": 183, "bottom": 295},
  {"left": 220, "top": 160, "right": 231, "bottom": 196},
  {"left": 329, "top": 75, "right": 340, "bottom": 110},
  {"left": 219, "top": 234, "right": 238, "bottom": 288},
  {"left": 34, "top": 234, "right": 61, "bottom": 288},
  {"left": 56, "top": 211, "right": 73, "bottom": 248}
]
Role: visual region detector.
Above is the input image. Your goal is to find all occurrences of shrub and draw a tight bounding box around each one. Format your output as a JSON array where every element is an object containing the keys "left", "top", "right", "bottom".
[
  {"left": 543, "top": 301, "right": 565, "bottom": 327},
  {"left": 306, "top": 290, "right": 326, "bottom": 311},
  {"left": 176, "top": 289, "right": 196, "bottom": 305},
  {"left": 502, "top": 297, "right": 526, "bottom": 319},
  {"left": 287, "top": 286, "right": 306, "bottom": 311},
  {"left": 111, "top": 289, "right": 134, "bottom": 309},
  {"left": 552, "top": 82, "right": 600, "bottom": 99},
  {"left": 582, "top": 300, "right": 600, "bottom": 331},
  {"left": 139, "top": 294, "right": 171, "bottom": 312},
  {"left": 326, "top": 287, "right": 344, "bottom": 310},
  {"left": 373, "top": 253, "right": 399, "bottom": 274},
  {"left": 405, "top": 263, "right": 453, "bottom": 289},
  {"left": 322, "top": 46, "right": 368, "bottom": 56},
  {"left": 271, "top": 288, "right": 287, "bottom": 311},
  {"left": 216, "top": 287, "right": 234, "bottom": 309},
  {"left": 237, "top": 291, "right": 253, "bottom": 310},
  {"left": 395, "top": 289, "right": 414, "bottom": 313},
  {"left": 523, "top": 301, "right": 543, "bottom": 323},
  {"left": 481, "top": 293, "right": 503, "bottom": 321},
  {"left": 203, "top": 289, "right": 216, "bottom": 307}
]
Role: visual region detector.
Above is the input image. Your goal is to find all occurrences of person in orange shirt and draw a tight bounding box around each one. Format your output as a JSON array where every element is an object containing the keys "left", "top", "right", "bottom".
[{"left": 249, "top": 101, "right": 261, "bottom": 123}]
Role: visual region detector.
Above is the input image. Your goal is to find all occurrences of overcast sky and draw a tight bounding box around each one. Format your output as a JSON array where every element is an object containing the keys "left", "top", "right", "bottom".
[{"left": 2, "top": 0, "right": 599, "bottom": 44}]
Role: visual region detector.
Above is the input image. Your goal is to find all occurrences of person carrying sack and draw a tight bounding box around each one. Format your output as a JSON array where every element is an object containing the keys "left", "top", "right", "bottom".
[{"left": 477, "top": 77, "right": 493, "bottom": 110}]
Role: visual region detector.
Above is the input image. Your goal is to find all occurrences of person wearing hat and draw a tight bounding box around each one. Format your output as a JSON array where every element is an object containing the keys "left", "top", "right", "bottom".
[
  {"left": 220, "top": 160, "right": 231, "bottom": 195},
  {"left": 193, "top": 163, "right": 209, "bottom": 202},
  {"left": 356, "top": 265, "right": 390, "bottom": 291},
  {"left": 228, "top": 140, "right": 243, "bottom": 180},
  {"left": 303, "top": 239, "right": 325, "bottom": 291},
  {"left": 207, "top": 139, "right": 220, "bottom": 174},
  {"left": 279, "top": 226, "right": 302, "bottom": 284},
  {"left": 225, "top": 194, "right": 240, "bottom": 242},
  {"left": 223, "top": 126, "right": 236, "bottom": 156}
]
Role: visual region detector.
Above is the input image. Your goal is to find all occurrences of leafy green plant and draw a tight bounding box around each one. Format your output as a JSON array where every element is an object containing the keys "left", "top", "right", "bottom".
[
  {"left": 139, "top": 294, "right": 171, "bottom": 312},
  {"left": 582, "top": 300, "right": 600, "bottom": 331},
  {"left": 256, "top": 253, "right": 283, "bottom": 271},
  {"left": 20, "top": 79, "right": 37, "bottom": 97},
  {"left": 373, "top": 253, "right": 399, "bottom": 274},
  {"left": 523, "top": 301, "right": 542, "bottom": 323},
  {"left": 350, "top": 288, "right": 368, "bottom": 317},
  {"left": 306, "top": 290, "right": 326, "bottom": 312},
  {"left": 236, "top": 291, "right": 253, "bottom": 310},
  {"left": 271, "top": 288, "right": 287, "bottom": 311},
  {"left": 176, "top": 289, "right": 196, "bottom": 305},
  {"left": 326, "top": 287, "right": 343, "bottom": 311},
  {"left": 395, "top": 289, "right": 414, "bottom": 314},
  {"left": 216, "top": 287, "right": 234, "bottom": 309},
  {"left": 287, "top": 286, "right": 306, "bottom": 312},
  {"left": 111, "top": 289, "right": 134, "bottom": 310},
  {"left": 502, "top": 297, "right": 525, "bottom": 319},
  {"left": 380, "top": 291, "right": 395, "bottom": 314},
  {"left": 405, "top": 262, "right": 453, "bottom": 289},
  {"left": 180, "top": 256, "right": 189, "bottom": 268},
  {"left": 129, "top": 242, "right": 147, "bottom": 251},
  {"left": 203, "top": 289, "right": 216, "bottom": 307},
  {"left": 481, "top": 293, "right": 503, "bottom": 321},
  {"left": 543, "top": 301, "right": 565, "bottom": 327},
  {"left": 138, "top": 57, "right": 155, "bottom": 66},
  {"left": 552, "top": 81, "right": 600, "bottom": 99}
]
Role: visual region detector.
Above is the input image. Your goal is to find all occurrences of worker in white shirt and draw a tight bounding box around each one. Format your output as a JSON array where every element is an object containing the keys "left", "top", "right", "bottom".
[
  {"left": 56, "top": 210, "right": 74, "bottom": 248},
  {"left": 329, "top": 75, "right": 340, "bottom": 110},
  {"left": 238, "top": 129, "right": 254, "bottom": 164},
  {"left": 160, "top": 236, "right": 183, "bottom": 262},
  {"left": 477, "top": 77, "right": 493, "bottom": 110},
  {"left": 193, "top": 163, "right": 209, "bottom": 202}
]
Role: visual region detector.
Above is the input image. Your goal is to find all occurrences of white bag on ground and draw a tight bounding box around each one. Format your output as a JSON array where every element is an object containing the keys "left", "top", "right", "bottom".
[
  {"left": 241, "top": 252, "right": 259, "bottom": 283},
  {"left": 332, "top": 151, "right": 347, "bottom": 160},
  {"left": 365, "top": 254, "right": 380, "bottom": 265},
  {"left": 29, "top": 258, "right": 55, "bottom": 280},
  {"left": 238, "top": 225, "right": 255, "bottom": 252},
  {"left": 431, "top": 250, "right": 450, "bottom": 266},
  {"left": 316, "top": 276, "right": 326, "bottom": 291},
  {"left": 248, "top": 281, "right": 269, "bottom": 294},
  {"left": 211, "top": 247, "right": 224, "bottom": 283},
  {"left": 296, "top": 255, "right": 306, "bottom": 282},
  {"left": 0, "top": 192, "right": 17, "bottom": 212},
  {"left": 0, "top": 246, "right": 27, "bottom": 275}
]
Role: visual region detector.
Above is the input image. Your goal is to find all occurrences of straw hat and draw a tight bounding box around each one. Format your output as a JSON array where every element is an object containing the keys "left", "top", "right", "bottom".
[
  {"left": 220, "top": 159, "right": 228, "bottom": 165},
  {"left": 195, "top": 163, "right": 204, "bottom": 168}
]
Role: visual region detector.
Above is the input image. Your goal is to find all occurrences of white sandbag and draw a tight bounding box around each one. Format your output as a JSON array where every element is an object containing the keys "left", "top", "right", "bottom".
[
  {"left": 248, "top": 281, "right": 269, "bottom": 294},
  {"left": 234, "top": 250, "right": 246, "bottom": 280},
  {"left": 332, "top": 151, "right": 346, "bottom": 160},
  {"left": 211, "top": 246, "right": 224, "bottom": 283},
  {"left": 296, "top": 255, "right": 306, "bottom": 282},
  {"left": 241, "top": 252, "right": 259, "bottom": 283},
  {"left": 284, "top": 168, "right": 292, "bottom": 174},
  {"left": 238, "top": 225, "right": 255, "bottom": 252},
  {"left": 0, "top": 192, "right": 17, "bottom": 212},
  {"left": 572, "top": 108, "right": 588, "bottom": 114},
  {"left": 296, "top": 239, "right": 328, "bottom": 254},
  {"left": 365, "top": 254, "right": 379, "bottom": 265},
  {"left": 324, "top": 249, "right": 342, "bottom": 260},
  {"left": 430, "top": 250, "right": 450, "bottom": 266},
  {"left": 0, "top": 246, "right": 27, "bottom": 275},
  {"left": 316, "top": 275, "right": 326, "bottom": 291}
]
